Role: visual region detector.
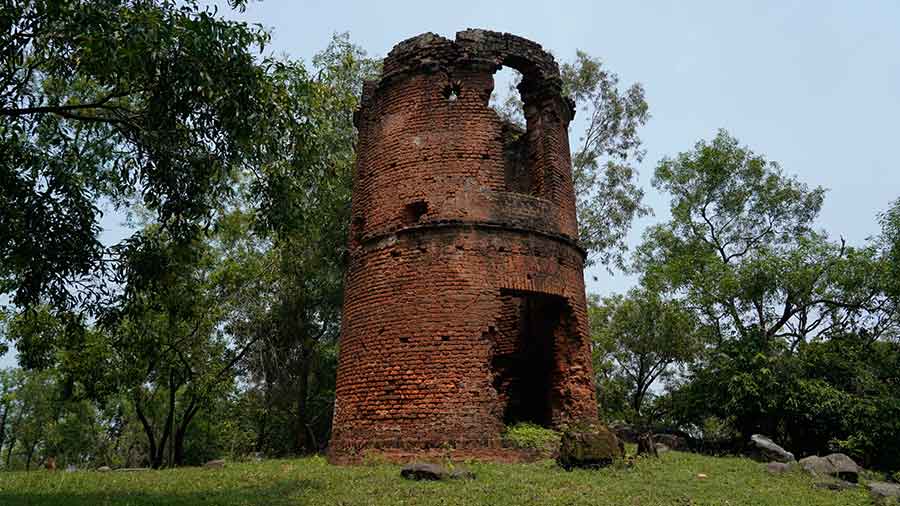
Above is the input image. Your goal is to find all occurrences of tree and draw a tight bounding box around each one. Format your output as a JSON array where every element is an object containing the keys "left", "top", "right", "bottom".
[
  {"left": 110, "top": 228, "right": 261, "bottom": 468},
  {"left": 233, "top": 33, "right": 380, "bottom": 455},
  {"left": 590, "top": 289, "right": 700, "bottom": 417},
  {"left": 492, "top": 51, "right": 650, "bottom": 268},
  {"left": 642, "top": 131, "right": 900, "bottom": 454},
  {"left": 879, "top": 197, "right": 900, "bottom": 301},
  {"left": 637, "top": 130, "right": 890, "bottom": 347},
  {"left": 1, "top": 0, "right": 276, "bottom": 311}
]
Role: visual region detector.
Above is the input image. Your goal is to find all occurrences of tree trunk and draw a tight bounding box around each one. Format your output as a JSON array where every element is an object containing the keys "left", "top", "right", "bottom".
[
  {"left": 153, "top": 374, "right": 176, "bottom": 469},
  {"left": 0, "top": 404, "right": 8, "bottom": 456},
  {"left": 632, "top": 380, "right": 647, "bottom": 417},
  {"left": 133, "top": 393, "right": 159, "bottom": 469},
  {"left": 173, "top": 399, "right": 199, "bottom": 467},
  {"left": 256, "top": 384, "right": 270, "bottom": 454},
  {"left": 293, "top": 350, "right": 313, "bottom": 454},
  {"left": 4, "top": 434, "right": 14, "bottom": 468},
  {"left": 25, "top": 441, "right": 37, "bottom": 471}
]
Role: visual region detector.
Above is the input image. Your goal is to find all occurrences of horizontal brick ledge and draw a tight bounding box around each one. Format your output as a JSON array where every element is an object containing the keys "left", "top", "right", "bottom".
[{"left": 359, "top": 220, "right": 587, "bottom": 258}]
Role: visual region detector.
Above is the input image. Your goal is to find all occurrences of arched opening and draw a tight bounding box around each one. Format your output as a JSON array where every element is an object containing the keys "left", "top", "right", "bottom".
[
  {"left": 490, "top": 289, "right": 569, "bottom": 427},
  {"left": 489, "top": 66, "right": 524, "bottom": 128},
  {"left": 489, "top": 64, "right": 547, "bottom": 199}
]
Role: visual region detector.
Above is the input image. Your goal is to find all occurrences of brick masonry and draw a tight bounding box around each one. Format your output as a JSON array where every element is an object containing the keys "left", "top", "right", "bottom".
[{"left": 330, "top": 30, "right": 598, "bottom": 462}]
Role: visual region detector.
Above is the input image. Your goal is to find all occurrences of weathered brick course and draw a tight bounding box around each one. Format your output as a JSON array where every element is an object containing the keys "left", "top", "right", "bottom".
[{"left": 330, "top": 30, "right": 598, "bottom": 463}]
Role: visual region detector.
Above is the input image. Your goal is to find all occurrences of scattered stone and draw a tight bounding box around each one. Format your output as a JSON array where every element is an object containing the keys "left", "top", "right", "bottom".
[
  {"left": 813, "top": 480, "right": 857, "bottom": 491},
  {"left": 608, "top": 422, "right": 639, "bottom": 444},
  {"left": 203, "top": 459, "right": 226, "bottom": 469},
  {"left": 868, "top": 481, "right": 900, "bottom": 502},
  {"left": 557, "top": 424, "right": 623, "bottom": 470},
  {"left": 799, "top": 453, "right": 860, "bottom": 483},
  {"left": 654, "top": 433, "right": 689, "bottom": 451},
  {"left": 766, "top": 462, "right": 793, "bottom": 474},
  {"left": 401, "top": 462, "right": 447, "bottom": 481},
  {"left": 400, "top": 462, "right": 474, "bottom": 481},
  {"left": 65, "top": 464, "right": 77, "bottom": 473},
  {"left": 697, "top": 473, "right": 708, "bottom": 479},
  {"left": 824, "top": 453, "right": 860, "bottom": 483},
  {"left": 637, "top": 433, "right": 658, "bottom": 458},
  {"left": 800, "top": 455, "right": 831, "bottom": 476},
  {"left": 449, "top": 467, "right": 476, "bottom": 480},
  {"left": 749, "top": 434, "right": 795, "bottom": 463},
  {"left": 655, "top": 443, "right": 671, "bottom": 454},
  {"left": 97, "top": 466, "right": 112, "bottom": 472}
]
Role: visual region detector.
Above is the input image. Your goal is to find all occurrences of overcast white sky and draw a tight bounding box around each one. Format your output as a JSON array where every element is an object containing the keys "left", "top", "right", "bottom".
[{"left": 2, "top": 1, "right": 899, "bottom": 369}]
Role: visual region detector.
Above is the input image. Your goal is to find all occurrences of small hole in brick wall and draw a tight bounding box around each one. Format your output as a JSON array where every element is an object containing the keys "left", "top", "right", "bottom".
[
  {"left": 402, "top": 200, "right": 428, "bottom": 225},
  {"left": 442, "top": 82, "right": 462, "bottom": 102},
  {"left": 390, "top": 250, "right": 401, "bottom": 257},
  {"left": 400, "top": 337, "right": 410, "bottom": 343},
  {"left": 352, "top": 216, "right": 365, "bottom": 241},
  {"left": 441, "top": 335, "right": 450, "bottom": 341}
]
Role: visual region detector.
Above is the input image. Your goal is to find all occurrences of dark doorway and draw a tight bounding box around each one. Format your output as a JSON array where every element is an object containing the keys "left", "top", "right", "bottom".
[{"left": 491, "top": 290, "right": 568, "bottom": 427}]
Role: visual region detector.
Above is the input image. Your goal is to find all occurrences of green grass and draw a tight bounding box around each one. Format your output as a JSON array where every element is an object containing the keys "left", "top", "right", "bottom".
[{"left": 0, "top": 451, "right": 873, "bottom": 506}]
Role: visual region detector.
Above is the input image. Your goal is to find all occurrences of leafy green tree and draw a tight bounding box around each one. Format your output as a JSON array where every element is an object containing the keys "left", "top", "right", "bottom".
[
  {"left": 232, "top": 33, "right": 380, "bottom": 455},
  {"left": 0, "top": 0, "right": 276, "bottom": 311},
  {"left": 590, "top": 289, "right": 700, "bottom": 417},
  {"left": 492, "top": 51, "right": 650, "bottom": 268},
  {"left": 636, "top": 130, "right": 890, "bottom": 347},
  {"left": 111, "top": 229, "right": 258, "bottom": 468},
  {"left": 0, "top": 369, "right": 15, "bottom": 466},
  {"left": 644, "top": 132, "right": 900, "bottom": 470}
]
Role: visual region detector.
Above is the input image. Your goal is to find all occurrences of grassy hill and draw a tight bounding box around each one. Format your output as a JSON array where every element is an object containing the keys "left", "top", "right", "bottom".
[{"left": 0, "top": 451, "right": 874, "bottom": 506}]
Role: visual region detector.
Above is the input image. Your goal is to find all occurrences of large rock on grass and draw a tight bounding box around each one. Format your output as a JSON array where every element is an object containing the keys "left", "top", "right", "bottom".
[
  {"left": 608, "top": 422, "right": 638, "bottom": 444},
  {"left": 868, "top": 481, "right": 900, "bottom": 503},
  {"left": 654, "top": 433, "right": 689, "bottom": 451},
  {"left": 557, "top": 424, "right": 623, "bottom": 470},
  {"left": 749, "top": 434, "right": 795, "bottom": 463},
  {"left": 203, "top": 459, "right": 226, "bottom": 469},
  {"left": 799, "top": 453, "right": 860, "bottom": 483}
]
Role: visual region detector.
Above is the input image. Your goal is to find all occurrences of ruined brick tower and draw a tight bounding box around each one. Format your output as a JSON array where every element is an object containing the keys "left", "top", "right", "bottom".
[{"left": 331, "top": 30, "right": 598, "bottom": 461}]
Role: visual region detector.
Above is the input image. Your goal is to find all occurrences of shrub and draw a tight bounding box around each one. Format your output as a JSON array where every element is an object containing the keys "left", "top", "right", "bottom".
[{"left": 502, "top": 423, "right": 562, "bottom": 453}]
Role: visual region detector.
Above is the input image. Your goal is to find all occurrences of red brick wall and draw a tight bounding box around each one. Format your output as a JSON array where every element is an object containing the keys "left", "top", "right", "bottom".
[{"left": 331, "top": 30, "right": 598, "bottom": 460}]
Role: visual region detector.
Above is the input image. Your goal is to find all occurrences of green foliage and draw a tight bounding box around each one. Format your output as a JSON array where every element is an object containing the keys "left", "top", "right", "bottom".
[
  {"left": 492, "top": 50, "right": 650, "bottom": 268},
  {"left": 502, "top": 423, "right": 561, "bottom": 452},
  {"left": 1, "top": 17, "right": 379, "bottom": 466},
  {"left": 562, "top": 52, "right": 652, "bottom": 269},
  {"left": 638, "top": 131, "right": 900, "bottom": 473},
  {"left": 0, "top": 0, "right": 278, "bottom": 310},
  {"left": 0, "top": 454, "right": 873, "bottom": 505},
  {"left": 589, "top": 289, "right": 701, "bottom": 418}
]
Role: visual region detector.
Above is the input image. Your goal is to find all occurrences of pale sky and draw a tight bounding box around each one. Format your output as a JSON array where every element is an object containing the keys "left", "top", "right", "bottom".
[
  {"left": 2, "top": 1, "right": 899, "bottom": 369},
  {"left": 221, "top": 0, "right": 899, "bottom": 295}
]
